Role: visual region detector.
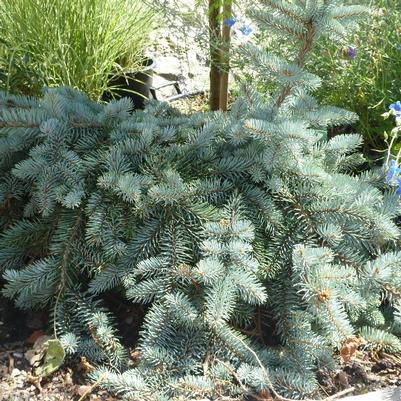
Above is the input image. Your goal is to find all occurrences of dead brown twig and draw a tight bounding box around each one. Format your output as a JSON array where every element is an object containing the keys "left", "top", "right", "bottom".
[{"left": 77, "top": 373, "right": 106, "bottom": 401}]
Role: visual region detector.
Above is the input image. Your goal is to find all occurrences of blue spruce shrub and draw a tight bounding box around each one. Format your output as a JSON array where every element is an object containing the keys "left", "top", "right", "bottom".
[{"left": 1, "top": 1, "right": 401, "bottom": 400}]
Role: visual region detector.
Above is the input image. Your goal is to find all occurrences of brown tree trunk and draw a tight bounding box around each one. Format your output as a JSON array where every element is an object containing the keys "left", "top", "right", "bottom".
[
  {"left": 219, "top": 1, "right": 232, "bottom": 111},
  {"left": 208, "top": 0, "right": 222, "bottom": 111}
]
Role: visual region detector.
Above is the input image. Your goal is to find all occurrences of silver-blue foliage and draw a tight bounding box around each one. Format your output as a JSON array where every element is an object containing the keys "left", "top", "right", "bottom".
[{"left": 1, "top": 1, "right": 400, "bottom": 400}]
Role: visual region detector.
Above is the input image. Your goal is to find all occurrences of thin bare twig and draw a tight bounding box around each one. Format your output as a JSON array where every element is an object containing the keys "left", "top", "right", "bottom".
[{"left": 77, "top": 374, "right": 106, "bottom": 401}]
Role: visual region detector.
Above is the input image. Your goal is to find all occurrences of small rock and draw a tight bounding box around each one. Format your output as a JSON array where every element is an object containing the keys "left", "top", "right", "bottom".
[
  {"left": 366, "top": 372, "right": 380, "bottom": 382},
  {"left": 11, "top": 368, "right": 22, "bottom": 377},
  {"left": 19, "top": 389, "right": 31, "bottom": 399},
  {"left": 153, "top": 56, "right": 182, "bottom": 78},
  {"left": 16, "top": 380, "right": 25, "bottom": 389}
]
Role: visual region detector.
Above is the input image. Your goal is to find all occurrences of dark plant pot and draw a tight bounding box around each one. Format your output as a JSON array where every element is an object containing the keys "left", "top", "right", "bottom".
[{"left": 102, "top": 58, "right": 155, "bottom": 110}]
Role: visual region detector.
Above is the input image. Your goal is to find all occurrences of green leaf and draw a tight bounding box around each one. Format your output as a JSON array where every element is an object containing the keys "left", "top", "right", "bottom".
[{"left": 33, "top": 339, "right": 65, "bottom": 377}]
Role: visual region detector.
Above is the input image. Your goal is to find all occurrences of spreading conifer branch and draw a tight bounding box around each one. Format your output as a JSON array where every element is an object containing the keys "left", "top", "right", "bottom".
[{"left": 0, "top": 1, "right": 397, "bottom": 400}]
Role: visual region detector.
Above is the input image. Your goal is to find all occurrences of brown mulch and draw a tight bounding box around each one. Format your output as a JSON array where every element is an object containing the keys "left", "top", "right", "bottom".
[
  {"left": 1, "top": 333, "right": 400, "bottom": 401},
  {"left": 171, "top": 91, "right": 209, "bottom": 114},
  {"left": 0, "top": 362, "right": 119, "bottom": 401},
  {"left": 317, "top": 350, "right": 401, "bottom": 398},
  {"left": 170, "top": 91, "right": 236, "bottom": 114},
  {"left": 0, "top": 295, "right": 120, "bottom": 401}
]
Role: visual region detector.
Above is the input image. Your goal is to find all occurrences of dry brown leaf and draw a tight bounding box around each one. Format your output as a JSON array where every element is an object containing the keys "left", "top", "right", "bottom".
[
  {"left": 78, "top": 356, "right": 95, "bottom": 373},
  {"left": 24, "top": 334, "right": 52, "bottom": 366},
  {"left": 62, "top": 368, "right": 74, "bottom": 387},
  {"left": 130, "top": 349, "right": 141, "bottom": 361},
  {"left": 26, "top": 374, "right": 43, "bottom": 392},
  {"left": 340, "top": 336, "right": 361, "bottom": 363},
  {"left": 258, "top": 388, "right": 273, "bottom": 400},
  {"left": 26, "top": 330, "right": 46, "bottom": 345}
]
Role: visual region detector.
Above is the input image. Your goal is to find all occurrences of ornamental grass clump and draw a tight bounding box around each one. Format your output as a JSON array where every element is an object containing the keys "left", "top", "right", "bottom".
[
  {"left": 1, "top": 1, "right": 401, "bottom": 400},
  {"left": 0, "top": 0, "right": 155, "bottom": 99}
]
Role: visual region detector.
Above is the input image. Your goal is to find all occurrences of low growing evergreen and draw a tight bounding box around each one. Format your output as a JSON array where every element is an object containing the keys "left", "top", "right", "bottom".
[{"left": 1, "top": 0, "right": 401, "bottom": 400}]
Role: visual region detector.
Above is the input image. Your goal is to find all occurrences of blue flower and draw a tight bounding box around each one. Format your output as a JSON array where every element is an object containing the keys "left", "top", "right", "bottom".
[
  {"left": 387, "top": 160, "right": 401, "bottom": 182},
  {"left": 347, "top": 46, "right": 357, "bottom": 59},
  {"left": 397, "top": 179, "right": 401, "bottom": 196},
  {"left": 397, "top": 45, "right": 401, "bottom": 51},
  {"left": 224, "top": 17, "right": 236, "bottom": 28},
  {"left": 239, "top": 25, "right": 253, "bottom": 36},
  {"left": 389, "top": 101, "right": 401, "bottom": 116}
]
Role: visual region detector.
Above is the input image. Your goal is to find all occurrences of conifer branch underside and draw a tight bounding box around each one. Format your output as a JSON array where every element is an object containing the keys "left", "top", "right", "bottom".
[
  {"left": 53, "top": 210, "right": 83, "bottom": 338},
  {"left": 227, "top": 328, "right": 355, "bottom": 401}
]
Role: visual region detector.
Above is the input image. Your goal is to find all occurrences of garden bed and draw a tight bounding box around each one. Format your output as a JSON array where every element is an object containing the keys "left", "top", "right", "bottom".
[
  {"left": 0, "top": 297, "right": 118, "bottom": 401},
  {"left": 1, "top": 297, "right": 401, "bottom": 401},
  {"left": 1, "top": 0, "right": 401, "bottom": 400}
]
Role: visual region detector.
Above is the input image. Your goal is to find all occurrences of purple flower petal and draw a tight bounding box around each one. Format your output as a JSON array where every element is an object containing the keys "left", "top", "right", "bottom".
[{"left": 347, "top": 46, "right": 357, "bottom": 59}]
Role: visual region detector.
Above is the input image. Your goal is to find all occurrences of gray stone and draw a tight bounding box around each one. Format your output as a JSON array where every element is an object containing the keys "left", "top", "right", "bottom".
[
  {"left": 341, "top": 387, "right": 401, "bottom": 401},
  {"left": 11, "top": 368, "right": 21, "bottom": 377}
]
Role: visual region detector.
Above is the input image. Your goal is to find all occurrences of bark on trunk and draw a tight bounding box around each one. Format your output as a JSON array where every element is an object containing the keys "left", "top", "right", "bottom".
[
  {"left": 208, "top": 0, "right": 222, "bottom": 111},
  {"left": 219, "top": 1, "right": 232, "bottom": 111}
]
